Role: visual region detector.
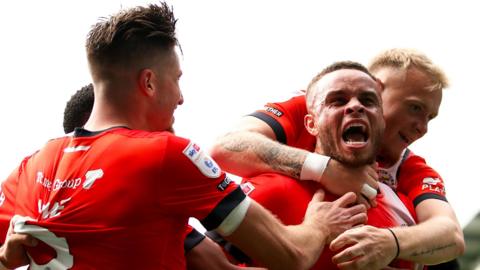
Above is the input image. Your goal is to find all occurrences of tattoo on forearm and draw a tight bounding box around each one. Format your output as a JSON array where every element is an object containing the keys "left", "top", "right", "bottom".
[
  {"left": 410, "top": 243, "right": 456, "bottom": 257},
  {"left": 220, "top": 132, "right": 304, "bottom": 178},
  {"left": 221, "top": 140, "right": 249, "bottom": 152},
  {"left": 256, "top": 143, "right": 303, "bottom": 178}
]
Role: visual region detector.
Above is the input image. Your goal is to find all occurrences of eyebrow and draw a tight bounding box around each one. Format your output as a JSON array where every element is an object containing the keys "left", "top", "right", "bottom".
[{"left": 324, "top": 88, "right": 379, "bottom": 99}]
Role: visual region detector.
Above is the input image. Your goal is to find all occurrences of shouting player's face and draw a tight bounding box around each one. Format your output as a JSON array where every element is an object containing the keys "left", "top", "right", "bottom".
[{"left": 306, "top": 69, "right": 385, "bottom": 167}]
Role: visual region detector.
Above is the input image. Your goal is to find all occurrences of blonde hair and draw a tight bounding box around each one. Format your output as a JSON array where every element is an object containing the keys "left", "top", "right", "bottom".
[{"left": 368, "top": 48, "right": 449, "bottom": 91}]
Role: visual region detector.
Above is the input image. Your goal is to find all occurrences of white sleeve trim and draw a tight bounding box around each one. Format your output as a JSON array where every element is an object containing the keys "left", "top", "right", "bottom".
[{"left": 215, "top": 196, "right": 251, "bottom": 236}]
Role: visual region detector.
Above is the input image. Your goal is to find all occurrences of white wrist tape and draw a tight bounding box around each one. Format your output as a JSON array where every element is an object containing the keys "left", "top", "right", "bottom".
[
  {"left": 300, "top": 153, "right": 330, "bottom": 182},
  {"left": 361, "top": 183, "right": 377, "bottom": 199}
]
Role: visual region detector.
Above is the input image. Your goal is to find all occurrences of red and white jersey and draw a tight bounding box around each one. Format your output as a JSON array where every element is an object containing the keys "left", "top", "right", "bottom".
[
  {"left": 0, "top": 127, "right": 245, "bottom": 270},
  {"left": 378, "top": 149, "right": 447, "bottom": 209},
  {"left": 249, "top": 93, "right": 315, "bottom": 150},
  {"left": 241, "top": 173, "right": 416, "bottom": 269},
  {"left": 250, "top": 94, "right": 448, "bottom": 209}
]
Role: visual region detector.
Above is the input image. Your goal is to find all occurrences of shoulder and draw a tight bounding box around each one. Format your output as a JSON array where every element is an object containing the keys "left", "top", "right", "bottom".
[{"left": 401, "top": 151, "right": 440, "bottom": 176}]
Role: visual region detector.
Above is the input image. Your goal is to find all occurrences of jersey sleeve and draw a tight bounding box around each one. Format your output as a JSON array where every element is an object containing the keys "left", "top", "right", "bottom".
[
  {"left": 396, "top": 154, "right": 447, "bottom": 208},
  {"left": 158, "top": 136, "right": 246, "bottom": 231},
  {"left": 0, "top": 155, "right": 32, "bottom": 242},
  {"left": 248, "top": 95, "right": 307, "bottom": 145},
  {"left": 184, "top": 225, "right": 206, "bottom": 253}
]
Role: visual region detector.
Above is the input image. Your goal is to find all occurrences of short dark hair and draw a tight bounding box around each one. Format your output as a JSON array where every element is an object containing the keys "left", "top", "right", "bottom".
[
  {"left": 307, "top": 61, "right": 376, "bottom": 92},
  {"left": 63, "top": 84, "right": 94, "bottom": 133},
  {"left": 86, "top": 2, "right": 178, "bottom": 79},
  {"left": 306, "top": 61, "right": 378, "bottom": 110}
]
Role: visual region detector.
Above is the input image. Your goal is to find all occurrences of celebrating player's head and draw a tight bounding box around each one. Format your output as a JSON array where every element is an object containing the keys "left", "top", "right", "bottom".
[
  {"left": 305, "top": 61, "right": 385, "bottom": 167},
  {"left": 63, "top": 84, "right": 94, "bottom": 133},
  {"left": 85, "top": 3, "right": 183, "bottom": 132},
  {"left": 368, "top": 48, "right": 448, "bottom": 165}
]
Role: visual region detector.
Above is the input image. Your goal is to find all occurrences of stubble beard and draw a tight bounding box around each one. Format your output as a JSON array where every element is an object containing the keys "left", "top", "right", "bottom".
[{"left": 318, "top": 127, "right": 379, "bottom": 168}]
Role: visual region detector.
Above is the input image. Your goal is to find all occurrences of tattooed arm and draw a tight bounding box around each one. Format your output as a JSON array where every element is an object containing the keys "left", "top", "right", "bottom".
[
  {"left": 331, "top": 199, "right": 465, "bottom": 268},
  {"left": 210, "top": 116, "right": 378, "bottom": 199},
  {"left": 396, "top": 199, "right": 464, "bottom": 264},
  {"left": 210, "top": 116, "right": 306, "bottom": 178}
]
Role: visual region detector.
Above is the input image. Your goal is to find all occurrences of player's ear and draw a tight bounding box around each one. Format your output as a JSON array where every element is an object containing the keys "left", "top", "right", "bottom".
[
  {"left": 138, "top": 69, "right": 156, "bottom": 97},
  {"left": 304, "top": 114, "right": 319, "bottom": 136}
]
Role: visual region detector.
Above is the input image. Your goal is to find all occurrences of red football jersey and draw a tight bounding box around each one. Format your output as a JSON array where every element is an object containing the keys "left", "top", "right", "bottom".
[
  {"left": 249, "top": 93, "right": 315, "bottom": 150},
  {"left": 0, "top": 127, "right": 244, "bottom": 269},
  {"left": 378, "top": 149, "right": 447, "bottom": 209},
  {"left": 241, "top": 173, "right": 416, "bottom": 269}
]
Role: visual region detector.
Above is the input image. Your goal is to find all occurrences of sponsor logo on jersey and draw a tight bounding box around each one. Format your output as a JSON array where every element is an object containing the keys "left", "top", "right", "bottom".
[
  {"left": 183, "top": 141, "right": 221, "bottom": 178},
  {"left": 217, "top": 175, "right": 233, "bottom": 191},
  {"left": 35, "top": 169, "right": 104, "bottom": 191},
  {"left": 378, "top": 169, "right": 397, "bottom": 189},
  {"left": 421, "top": 177, "right": 445, "bottom": 194},
  {"left": 240, "top": 182, "right": 255, "bottom": 195},
  {"left": 264, "top": 106, "right": 283, "bottom": 117},
  {"left": 83, "top": 169, "right": 104, "bottom": 189},
  {"left": 185, "top": 143, "right": 201, "bottom": 159},
  {"left": 422, "top": 177, "right": 441, "bottom": 185}
]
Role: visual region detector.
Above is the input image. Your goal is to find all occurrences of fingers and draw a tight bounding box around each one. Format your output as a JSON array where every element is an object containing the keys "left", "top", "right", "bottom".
[
  {"left": 360, "top": 184, "right": 377, "bottom": 200},
  {"left": 348, "top": 204, "right": 367, "bottom": 215},
  {"left": 333, "top": 192, "right": 357, "bottom": 207},
  {"left": 9, "top": 233, "right": 38, "bottom": 247},
  {"left": 365, "top": 165, "right": 379, "bottom": 190},
  {"left": 356, "top": 192, "right": 372, "bottom": 209},
  {"left": 330, "top": 232, "right": 355, "bottom": 252},
  {"left": 348, "top": 210, "right": 367, "bottom": 226},
  {"left": 311, "top": 188, "right": 325, "bottom": 202},
  {"left": 332, "top": 245, "right": 363, "bottom": 265}
]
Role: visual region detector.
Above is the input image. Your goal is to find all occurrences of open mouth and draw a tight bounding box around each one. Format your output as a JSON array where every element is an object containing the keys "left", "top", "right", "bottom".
[{"left": 342, "top": 123, "right": 369, "bottom": 145}]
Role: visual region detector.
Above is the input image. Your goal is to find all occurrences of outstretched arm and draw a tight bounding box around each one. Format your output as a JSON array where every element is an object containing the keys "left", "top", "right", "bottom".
[
  {"left": 395, "top": 200, "right": 464, "bottom": 263},
  {"left": 211, "top": 116, "right": 305, "bottom": 178}
]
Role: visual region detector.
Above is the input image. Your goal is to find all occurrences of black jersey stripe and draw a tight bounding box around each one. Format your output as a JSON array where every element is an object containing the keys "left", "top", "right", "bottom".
[
  {"left": 249, "top": 112, "right": 287, "bottom": 144},
  {"left": 201, "top": 186, "right": 246, "bottom": 231},
  {"left": 184, "top": 228, "right": 206, "bottom": 253},
  {"left": 413, "top": 193, "right": 448, "bottom": 207}
]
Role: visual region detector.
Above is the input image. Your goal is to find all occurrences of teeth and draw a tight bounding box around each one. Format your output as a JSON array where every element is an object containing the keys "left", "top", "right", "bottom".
[
  {"left": 343, "top": 122, "right": 368, "bottom": 143},
  {"left": 345, "top": 141, "right": 365, "bottom": 145}
]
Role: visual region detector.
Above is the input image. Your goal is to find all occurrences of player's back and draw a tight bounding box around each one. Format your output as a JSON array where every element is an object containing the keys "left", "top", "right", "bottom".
[{"left": 10, "top": 127, "right": 201, "bottom": 269}]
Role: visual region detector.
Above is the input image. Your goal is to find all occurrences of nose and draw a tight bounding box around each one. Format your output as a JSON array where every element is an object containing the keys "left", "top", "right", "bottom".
[
  {"left": 414, "top": 117, "right": 428, "bottom": 138},
  {"left": 178, "top": 91, "right": 184, "bottom": 105},
  {"left": 345, "top": 98, "right": 365, "bottom": 115}
]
